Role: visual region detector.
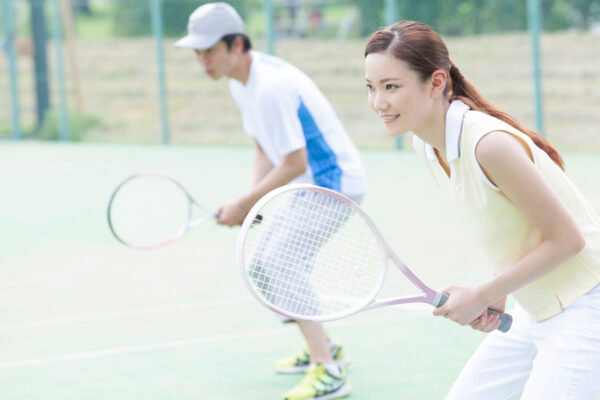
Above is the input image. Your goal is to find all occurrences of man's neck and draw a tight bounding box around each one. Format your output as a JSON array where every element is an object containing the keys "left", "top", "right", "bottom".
[{"left": 229, "top": 51, "right": 253, "bottom": 85}]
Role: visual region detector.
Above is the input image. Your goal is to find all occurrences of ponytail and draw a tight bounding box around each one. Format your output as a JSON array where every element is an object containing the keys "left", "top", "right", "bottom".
[{"left": 449, "top": 63, "right": 564, "bottom": 170}]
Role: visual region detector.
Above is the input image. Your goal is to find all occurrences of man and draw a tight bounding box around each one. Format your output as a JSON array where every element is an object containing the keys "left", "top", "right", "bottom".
[{"left": 175, "top": 3, "right": 366, "bottom": 399}]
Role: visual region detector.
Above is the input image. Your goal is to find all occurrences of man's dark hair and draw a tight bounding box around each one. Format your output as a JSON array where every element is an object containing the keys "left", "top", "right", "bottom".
[{"left": 222, "top": 34, "right": 252, "bottom": 52}]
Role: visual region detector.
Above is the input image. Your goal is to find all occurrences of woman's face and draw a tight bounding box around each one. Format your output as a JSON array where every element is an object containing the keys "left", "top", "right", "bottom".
[{"left": 365, "top": 52, "right": 432, "bottom": 137}]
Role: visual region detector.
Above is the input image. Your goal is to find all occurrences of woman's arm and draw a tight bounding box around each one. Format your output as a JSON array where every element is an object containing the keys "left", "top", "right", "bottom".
[{"left": 434, "top": 131, "right": 586, "bottom": 326}]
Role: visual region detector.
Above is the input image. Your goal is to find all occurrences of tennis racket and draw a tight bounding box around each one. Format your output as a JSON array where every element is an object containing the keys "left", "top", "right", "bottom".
[
  {"left": 237, "top": 184, "right": 512, "bottom": 332},
  {"left": 107, "top": 172, "right": 216, "bottom": 249}
]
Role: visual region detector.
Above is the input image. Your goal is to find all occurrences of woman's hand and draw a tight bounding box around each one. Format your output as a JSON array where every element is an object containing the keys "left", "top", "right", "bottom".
[
  {"left": 469, "top": 297, "right": 507, "bottom": 333},
  {"left": 432, "top": 285, "right": 492, "bottom": 327}
]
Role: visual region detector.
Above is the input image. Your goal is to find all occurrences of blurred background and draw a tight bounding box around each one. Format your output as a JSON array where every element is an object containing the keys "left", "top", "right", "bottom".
[{"left": 1, "top": 0, "right": 599, "bottom": 150}]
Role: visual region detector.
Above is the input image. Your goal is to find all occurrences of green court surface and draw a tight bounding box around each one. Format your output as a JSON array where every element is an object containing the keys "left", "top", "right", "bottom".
[{"left": 1, "top": 142, "right": 599, "bottom": 399}]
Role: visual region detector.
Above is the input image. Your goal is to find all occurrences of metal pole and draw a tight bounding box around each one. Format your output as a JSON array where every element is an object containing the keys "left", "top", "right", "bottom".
[
  {"left": 60, "top": 0, "right": 84, "bottom": 111},
  {"left": 263, "top": 0, "right": 275, "bottom": 54},
  {"left": 527, "top": 0, "right": 544, "bottom": 134},
  {"left": 30, "top": 0, "right": 51, "bottom": 131},
  {"left": 150, "top": 0, "right": 170, "bottom": 144},
  {"left": 384, "top": 0, "right": 398, "bottom": 26},
  {"left": 384, "top": 0, "right": 402, "bottom": 150},
  {"left": 2, "top": 0, "right": 22, "bottom": 139},
  {"left": 50, "top": 0, "right": 70, "bottom": 140}
]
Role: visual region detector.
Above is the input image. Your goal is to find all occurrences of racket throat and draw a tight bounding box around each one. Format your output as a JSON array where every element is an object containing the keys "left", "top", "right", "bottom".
[{"left": 364, "top": 294, "right": 435, "bottom": 311}]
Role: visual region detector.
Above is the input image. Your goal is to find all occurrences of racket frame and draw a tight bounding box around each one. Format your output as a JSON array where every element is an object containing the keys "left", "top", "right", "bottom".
[
  {"left": 107, "top": 172, "right": 214, "bottom": 249},
  {"left": 237, "top": 184, "right": 445, "bottom": 322}
]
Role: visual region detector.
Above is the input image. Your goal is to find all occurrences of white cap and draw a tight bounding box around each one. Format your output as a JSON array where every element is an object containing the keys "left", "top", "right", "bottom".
[{"left": 174, "top": 2, "right": 245, "bottom": 50}]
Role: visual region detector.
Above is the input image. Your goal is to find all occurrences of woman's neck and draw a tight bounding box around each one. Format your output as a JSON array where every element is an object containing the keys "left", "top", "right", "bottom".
[{"left": 412, "top": 98, "right": 451, "bottom": 156}]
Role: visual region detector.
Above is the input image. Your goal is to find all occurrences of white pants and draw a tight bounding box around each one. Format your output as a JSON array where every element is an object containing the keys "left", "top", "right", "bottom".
[{"left": 446, "top": 285, "right": 600, "bottom": 400}]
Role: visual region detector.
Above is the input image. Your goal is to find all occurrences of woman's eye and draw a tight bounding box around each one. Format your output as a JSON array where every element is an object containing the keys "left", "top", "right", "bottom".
[
  {"left": 386, "top": 84, "right": 398, "bottom": 90},
  {"left": 365, "top": 84, "right": 373, "bottom": 91}
]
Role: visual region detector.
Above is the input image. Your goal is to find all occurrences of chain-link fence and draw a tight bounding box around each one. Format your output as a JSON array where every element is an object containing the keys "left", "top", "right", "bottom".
[{"left": 1, "top": 0, "right": 599, "bottom": 149}]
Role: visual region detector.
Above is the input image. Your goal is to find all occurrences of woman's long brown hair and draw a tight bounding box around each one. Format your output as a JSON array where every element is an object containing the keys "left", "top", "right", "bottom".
[{"left": 365, "top": 21, "right": 564, "bottom": 170}]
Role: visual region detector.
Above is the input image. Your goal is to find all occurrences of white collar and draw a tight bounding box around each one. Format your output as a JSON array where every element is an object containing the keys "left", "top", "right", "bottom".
[
  {"left": 230, "top": 51, "right": 258, "bottom": 90},
  {"left": 424, "top": 99, "right": 470, "bottom": 162}
]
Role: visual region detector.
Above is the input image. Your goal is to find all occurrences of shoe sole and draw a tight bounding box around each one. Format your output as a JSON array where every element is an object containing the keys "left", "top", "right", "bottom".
[
  {"left": 275, "top": 357, "right": 351, "bottom": 374},
  {"left": 312, "top": 383, "right": 352, "bottom": 400}
]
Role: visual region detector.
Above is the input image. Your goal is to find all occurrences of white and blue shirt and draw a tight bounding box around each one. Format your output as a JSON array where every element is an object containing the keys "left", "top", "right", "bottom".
[{"left": 229, "top": 51, "right": 367, "bottom": 197}]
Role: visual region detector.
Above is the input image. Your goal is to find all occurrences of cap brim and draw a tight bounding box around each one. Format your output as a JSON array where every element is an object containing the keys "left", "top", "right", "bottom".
[{"left": 173, "top": 34, "right": 219, "bottom": 50}]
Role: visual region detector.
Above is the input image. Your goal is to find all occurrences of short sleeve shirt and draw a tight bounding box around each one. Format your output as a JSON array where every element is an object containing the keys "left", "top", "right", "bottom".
[{"left": 229, "top": 51, "right": 367, "bottom": 197}]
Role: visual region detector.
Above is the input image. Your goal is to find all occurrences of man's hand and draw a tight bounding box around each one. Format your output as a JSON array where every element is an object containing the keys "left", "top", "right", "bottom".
[{"left": 215, "top": 199, "right": 250, "bottom": 227}]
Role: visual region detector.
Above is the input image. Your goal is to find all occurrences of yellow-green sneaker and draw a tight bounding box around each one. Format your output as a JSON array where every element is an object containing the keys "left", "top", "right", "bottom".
[
  {"left": 275, "top": 344, "right": 349, "bottom": 374},
  {"left": 283, "top": 364, "right": 351, "bottom": 400}
]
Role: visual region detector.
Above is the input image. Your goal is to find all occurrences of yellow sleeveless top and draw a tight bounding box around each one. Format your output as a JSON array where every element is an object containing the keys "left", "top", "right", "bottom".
[{"left": 413, "top": 100, "right": 600, "bottom": 321}]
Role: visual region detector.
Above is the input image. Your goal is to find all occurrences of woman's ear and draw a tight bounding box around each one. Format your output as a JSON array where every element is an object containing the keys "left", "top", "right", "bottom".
[{"left": 430, "top": 69, "right": 448, "bottom": 98}]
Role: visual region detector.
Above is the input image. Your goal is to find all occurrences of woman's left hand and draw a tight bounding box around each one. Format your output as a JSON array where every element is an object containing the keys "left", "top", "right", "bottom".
[
  {"left": 469, "top": 297, "right": 506, "bottom": 332},
  {"left": 432, "top": 285, "right": 490, "bottom": 327}
]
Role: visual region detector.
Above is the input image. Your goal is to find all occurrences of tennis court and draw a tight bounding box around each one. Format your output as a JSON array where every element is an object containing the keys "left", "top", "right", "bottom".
[{"left": 2, "top": 142, "right": 599, "bottom": 399}]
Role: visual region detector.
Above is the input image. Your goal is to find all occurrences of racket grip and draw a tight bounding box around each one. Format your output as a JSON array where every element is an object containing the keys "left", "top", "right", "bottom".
[{"left": 436, "top": 292, "right": 512, "bottom": 333}]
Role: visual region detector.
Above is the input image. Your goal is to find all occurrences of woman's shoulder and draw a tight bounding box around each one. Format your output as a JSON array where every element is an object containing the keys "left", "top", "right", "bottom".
[{"left": 461, "top": 110, "right": 527, "bottom": 144}]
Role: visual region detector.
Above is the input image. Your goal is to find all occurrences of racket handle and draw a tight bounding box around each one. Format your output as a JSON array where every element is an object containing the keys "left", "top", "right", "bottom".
[{"left": 437, "top": 292, "right": 513, "bottom": 333}]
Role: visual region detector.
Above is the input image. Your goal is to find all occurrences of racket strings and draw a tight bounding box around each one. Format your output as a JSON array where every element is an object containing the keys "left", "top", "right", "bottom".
[
  {"left": 108, "top": 174, "right": 213, "bottom": 248},
  {"left": 243, "top": 189, "right": 384, "bottom": 318}
]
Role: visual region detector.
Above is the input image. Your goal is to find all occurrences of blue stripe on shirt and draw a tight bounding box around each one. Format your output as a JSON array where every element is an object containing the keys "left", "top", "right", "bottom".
[{"left": 297, "top": 100, "right": 342, "bottom": 191}]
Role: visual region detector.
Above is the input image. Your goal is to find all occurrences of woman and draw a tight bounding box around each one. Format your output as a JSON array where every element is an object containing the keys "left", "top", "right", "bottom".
[{"left": 364, "top": 21, "right": 600, "bottom": 399}]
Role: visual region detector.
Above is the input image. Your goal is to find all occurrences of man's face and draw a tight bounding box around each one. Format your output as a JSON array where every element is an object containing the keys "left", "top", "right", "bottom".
[{"left": 195, "top": 40, "right": 236, "bottom": 80}]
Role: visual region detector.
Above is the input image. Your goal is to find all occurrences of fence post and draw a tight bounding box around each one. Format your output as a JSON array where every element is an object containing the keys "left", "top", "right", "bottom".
[
  {"left": 384, "top": 0, "right": 402, "bottom": 150},
  {"left": 2, "top": 0, "right": 22, "bottom": 139},
  {"left": 263, "top": 0, "right": 275, "bottom": 54},
  {"left": 527, "top": 0, "right": 544, "bottom": 135},
  {"left": 30, "top": 0, "right": 51, "bottom": 131},
  {"left": 150, "top": 0, "right": 170, "bottom": 144},
  {"left": 384, "top": 0, "right": 398, "bottom": 26},
  {"left": 50, "top": 0, "right": 70, "bottom": 141}
]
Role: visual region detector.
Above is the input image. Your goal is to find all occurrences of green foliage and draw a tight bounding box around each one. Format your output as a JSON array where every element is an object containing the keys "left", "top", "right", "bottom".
[
  {"left": 66, "top": 0, "right": 600, "bottom": 40},
  {"left": 570, "top": 0, "right": 600, "bottom": 28},
  {"left": 75, "top": 5, "right": 113, "bottom": 40},
  {"left": 111, "top": 0, "right": 248, "bottom": 37},
  {"left": 429, "top": 0, "right": 527, "bottom": 36},
  {"left": 351, "top": 0, "right": 599, "bottom": 37},
  {"left": 542, "top": 0, "right": 572, "bottom": 31},
  {"left": 0, "top": 123, "right": 10, "bottom": 137},
  {"left": 352, "top": 0, "right": 385, "bottom": 36},
  {"left": 37, "top": 110, "right": 100, "bottom": 141}
]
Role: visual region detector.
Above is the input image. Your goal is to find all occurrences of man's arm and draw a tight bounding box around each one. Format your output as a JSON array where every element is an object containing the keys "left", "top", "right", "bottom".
[
  {"left": 252, "top": 139, "right": 274, "bottom": 186},
  {"left": 216, "top": 145, "right": 307, "bottom": 226}
]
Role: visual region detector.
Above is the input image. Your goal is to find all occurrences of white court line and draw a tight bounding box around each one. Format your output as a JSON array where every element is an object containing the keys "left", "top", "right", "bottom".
[
  {"left": 0, "top": 308, "right": 428, "bottom": 370},
  {"left": 0, "top": 328, "right": 288, "bottom": 370},
  {"left": 0, "top": 297, "right": 252, "bottom": 331}
]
